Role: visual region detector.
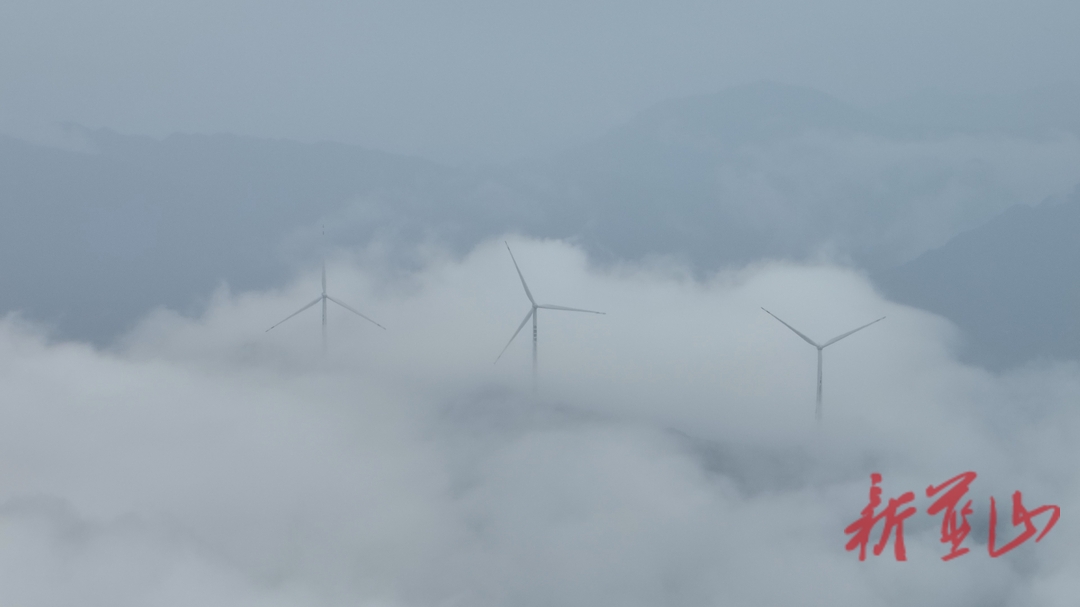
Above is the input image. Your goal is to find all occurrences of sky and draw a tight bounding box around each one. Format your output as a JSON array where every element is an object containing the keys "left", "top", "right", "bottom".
[
  {"left": 3, "top": 0, "right": 1080, "bottom": 162},
  {"left": 1, "top": 238, "right": 1076, "bottom": 606}
]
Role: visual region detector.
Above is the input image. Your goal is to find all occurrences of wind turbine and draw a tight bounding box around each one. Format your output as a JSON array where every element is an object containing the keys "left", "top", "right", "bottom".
[
  {"left": 495, "top": 242, "right": 605, "bottom": 390},
  {"left": 761, "top": 308, "right": 884, "bottom": 420},
  {"left": 266, "top": 260, "right": 385, "bottom": 354}
]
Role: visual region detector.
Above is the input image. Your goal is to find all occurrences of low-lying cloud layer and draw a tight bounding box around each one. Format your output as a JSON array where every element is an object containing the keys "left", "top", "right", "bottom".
[{"left": 1, "top": 238, "right": 1075, "bottom": 606}]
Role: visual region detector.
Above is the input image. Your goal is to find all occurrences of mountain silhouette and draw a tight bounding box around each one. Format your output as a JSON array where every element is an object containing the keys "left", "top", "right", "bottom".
[{"left": 877, "top": 186, "right": 1080, "bottom": 369}]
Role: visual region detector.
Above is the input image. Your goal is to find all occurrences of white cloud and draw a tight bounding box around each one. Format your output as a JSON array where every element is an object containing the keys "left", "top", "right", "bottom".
[{"left": 0, "top": 237, "right": 1074, "bottom": 605}]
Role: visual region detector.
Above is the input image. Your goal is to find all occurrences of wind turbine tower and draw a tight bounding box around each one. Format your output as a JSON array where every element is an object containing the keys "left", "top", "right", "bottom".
[
  {"left": 495, "top": 242, "right": 605, "bottom": 390},
  {"left": 761, "top": 308, "right": 883, "bottom": 420},
  {"left": 266, "top": 260, "right": 385, "bottom": 354}
]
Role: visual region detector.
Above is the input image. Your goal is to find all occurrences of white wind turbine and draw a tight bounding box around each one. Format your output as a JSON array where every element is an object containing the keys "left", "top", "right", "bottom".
[
  {"left": 761, "top": 308, "right": 884, "bottom": 420},
  {"left": 495, "top": 242, "right": 605, "bottom": 389},
  {"left": 266, "top": 261, "right": 385, "bottom": 354}
]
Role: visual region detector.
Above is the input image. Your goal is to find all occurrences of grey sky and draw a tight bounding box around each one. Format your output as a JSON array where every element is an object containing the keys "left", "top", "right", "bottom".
[{"left": 3, "top": 0, "right": 1079, "bottom": 162}]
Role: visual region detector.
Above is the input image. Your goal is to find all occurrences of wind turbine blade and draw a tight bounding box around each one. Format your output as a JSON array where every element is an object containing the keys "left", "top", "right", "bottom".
[
  {"left": 326, "top": 295, "right": 386, "bottom": 329},
  {"left": 761, "top": 308, "right": 819, "bottom": 348},
  {"left": 495, "top": 308, "right": 535, "bottom": 364},
  {"left": 537, "top": 304, "right": 605, "bottom": 314},
  {"left": 266, "top": 296, "right": 322, "bottom": 332},
  {"left": 505, "top": 242, "right": 536, "bottom": 305},
  {"left": 822, "top": 317, "right": 885, "bottom": 348}
]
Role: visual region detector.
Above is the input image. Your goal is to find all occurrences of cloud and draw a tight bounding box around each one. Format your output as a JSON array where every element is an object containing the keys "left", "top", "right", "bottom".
[{"left": 0, "top": 237, "right": 1075, "bottom": 606}]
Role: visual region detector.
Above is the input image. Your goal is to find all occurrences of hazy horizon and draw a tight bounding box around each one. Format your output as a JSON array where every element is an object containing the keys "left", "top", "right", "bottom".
[{"left": 4, "top": 0, "right": 1080, "bottom": 164}]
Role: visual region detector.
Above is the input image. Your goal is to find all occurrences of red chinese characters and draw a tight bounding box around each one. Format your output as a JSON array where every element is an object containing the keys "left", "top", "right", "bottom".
[
  {"left": 846, "top": 472, "right": 1059, "bottom": 562},
  {"left": 988, "top": 490, "right": 1060, "bottom": 557},
  {"left": 926, "top": 471, "right": 977, "bottom": 561},
  {"left": 844, "top": 473, "right": 917, "bottom": 561}
]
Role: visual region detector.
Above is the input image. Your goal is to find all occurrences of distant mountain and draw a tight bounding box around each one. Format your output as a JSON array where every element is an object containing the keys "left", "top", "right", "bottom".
[
  {"left": 0, "top": 131, "right": 470, "bottom": 343},
  {"left": 511, "top": 82, "right": 1051, "bottom": 271},
  {"left": 4, "top": 82, "right": 1079, "bottom": 347},
  {"left": 876, "top": 186, "right": 1080, "bottom": 369},
  {"left": 515, "top": 84, "right": 879, "bottom": 266},
  {"left": 593, "top": 82, "right": 881, "bottom": 148},
  {"left": 871, "top": 84, "right": 1080, "bottom": 140}
]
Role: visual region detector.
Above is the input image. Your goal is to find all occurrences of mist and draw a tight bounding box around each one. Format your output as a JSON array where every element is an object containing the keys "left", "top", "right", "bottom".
[{"left": 0, "top": 238, "right": 1075, "bottom": 606}]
